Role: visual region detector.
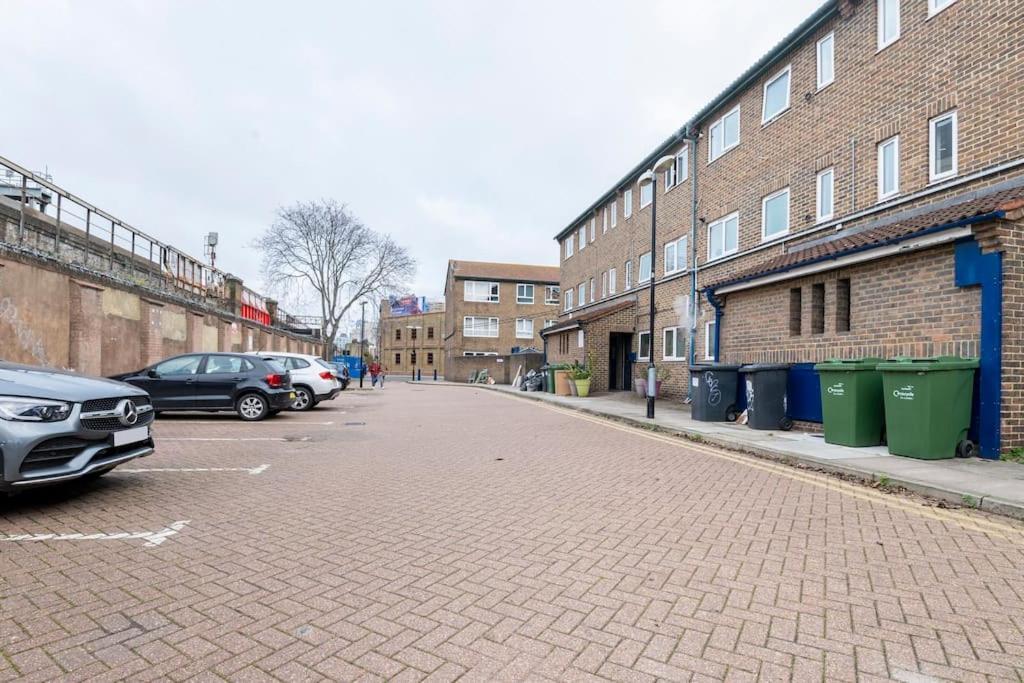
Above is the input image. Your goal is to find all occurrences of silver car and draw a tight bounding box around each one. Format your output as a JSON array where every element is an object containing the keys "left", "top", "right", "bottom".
[{"left": 0, "top": 362, "right": 155, "bottom": 492}]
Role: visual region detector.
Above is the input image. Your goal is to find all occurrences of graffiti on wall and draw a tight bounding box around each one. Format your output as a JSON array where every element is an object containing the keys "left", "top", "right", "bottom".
[{"left": 0, "top": 270, "right": 50, "bottom": 366}]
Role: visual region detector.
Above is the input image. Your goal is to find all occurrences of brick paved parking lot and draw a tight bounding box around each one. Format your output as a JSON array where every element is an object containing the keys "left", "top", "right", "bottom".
[{"left": 2, "top": 383, "right": 1024, "bottom": 682}]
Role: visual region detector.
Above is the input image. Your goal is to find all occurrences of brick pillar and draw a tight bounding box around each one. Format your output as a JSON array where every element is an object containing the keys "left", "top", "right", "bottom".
[
  {"left": 140, "top": 299, "right": 165, "bottom": 367},
  {"left": 217, "top": 319, "right": 231, "bottom": 351},
  {"left": 68, "top": 279, "right": 104, "bottom": 375},
  {"left": 225, "top": 275, "right": 244, "bottom": 316},
  {"left": 265, "top": 299, "right": 278, "bottom": 326},
  {"left": 185, "top": 312, "right": 204, "bottom": 352}
]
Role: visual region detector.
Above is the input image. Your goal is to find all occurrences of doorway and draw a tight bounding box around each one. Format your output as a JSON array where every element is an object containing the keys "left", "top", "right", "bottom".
[{"left": 608, "top": 332, "right": 633, "bottom": 391}]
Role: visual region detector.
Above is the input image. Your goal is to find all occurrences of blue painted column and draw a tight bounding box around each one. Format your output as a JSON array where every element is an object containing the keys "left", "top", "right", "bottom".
[{"left": 954, "top": 239, "right": 1002, "bottom": 459}]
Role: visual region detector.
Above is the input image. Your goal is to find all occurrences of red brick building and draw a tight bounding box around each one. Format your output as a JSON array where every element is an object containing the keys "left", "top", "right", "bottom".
[{"left": 543, "top": 0, "right": 1024, "bottom": 457}]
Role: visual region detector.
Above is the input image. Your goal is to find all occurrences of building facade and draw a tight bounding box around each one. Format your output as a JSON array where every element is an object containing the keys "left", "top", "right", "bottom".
[
  {"left": 443, "top": 260, "right": 560, "bottom": 367},
  {"left": 544, "top": 0, "right": 1024, "bottom": 457},
  {"left": 377, "top": 299, "right": 445, "bottom": 378}
]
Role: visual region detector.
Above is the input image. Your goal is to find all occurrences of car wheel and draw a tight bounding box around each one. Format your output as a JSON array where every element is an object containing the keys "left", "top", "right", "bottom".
[
  {"left": 291, "top": 386, "right": 315, "bottom": 411},
  {"left": 236, "top": 393, "right": 270, "bottom": 421}
]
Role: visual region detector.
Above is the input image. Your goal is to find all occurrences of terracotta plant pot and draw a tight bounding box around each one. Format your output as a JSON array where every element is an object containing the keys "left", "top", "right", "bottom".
[
  {"left": 554, "top": 370, "right": 572, "bottom": 396},
  {"left": 575, "top": 378, "right": 591, "bottom": 397},
  {"left": 635, "top": 378, "right": 647, "bottom": 397}
]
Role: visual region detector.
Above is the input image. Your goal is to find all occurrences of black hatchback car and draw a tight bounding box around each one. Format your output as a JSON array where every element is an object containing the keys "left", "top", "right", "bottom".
[{"left": 111, "top": 353, "right": 295, "bottom": 421}]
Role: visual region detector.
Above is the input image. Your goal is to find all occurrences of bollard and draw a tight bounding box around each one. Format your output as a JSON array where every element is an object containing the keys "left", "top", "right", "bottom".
[
  {"left": 417, "top": 368, "right": 422, "bottom": 381},
  {"left": 433, "top": 369, "right": 437, "bottom": 381}
]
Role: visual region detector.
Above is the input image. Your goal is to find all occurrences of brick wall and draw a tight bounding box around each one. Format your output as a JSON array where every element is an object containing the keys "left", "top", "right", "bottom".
[
  {"left": 445, "top": 352, "right": 544, "bottom": 384},
  {"left": 378, "top": 307, "right": 446, "bottom": 376}
]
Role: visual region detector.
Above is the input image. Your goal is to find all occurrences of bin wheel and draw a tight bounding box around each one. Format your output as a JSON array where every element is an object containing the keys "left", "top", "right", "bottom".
[
  {"left": 956, "top": 439, "right": 977, "bottom": 459},
  {"left": 779, "top": 417, "right": 794, "bottom": 431},
  {"left": 725, "top": 407, "right": 739, "bottom": 422}
]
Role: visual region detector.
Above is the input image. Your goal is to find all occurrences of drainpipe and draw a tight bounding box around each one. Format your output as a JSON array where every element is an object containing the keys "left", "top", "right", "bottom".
[
  {"left": 704, "top": 289, "right": 724, "bottom": 362},
  {"left": 685, "top": 126, "right": 701, "bottom": 391}
]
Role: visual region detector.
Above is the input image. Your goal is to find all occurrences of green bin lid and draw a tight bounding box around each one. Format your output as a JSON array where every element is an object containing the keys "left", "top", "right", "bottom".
[
  {"left": 813, "top": 357, "right": 883, "bottom": 372},
  {"left": 876, "top": 355, "right": 979, "bottom": 372}
]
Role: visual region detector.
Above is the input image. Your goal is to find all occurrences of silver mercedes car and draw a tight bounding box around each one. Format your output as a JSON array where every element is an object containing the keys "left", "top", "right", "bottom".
[{"left": 0, "top": 362, "right": 155, "bottom": 492}]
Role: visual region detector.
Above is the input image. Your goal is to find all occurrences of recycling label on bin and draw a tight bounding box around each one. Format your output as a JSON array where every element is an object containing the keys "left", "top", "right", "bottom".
[
  {"left": 826, "top": 382, "right": 845, "bottom": 396},
  {"left": 892, "top": 384, "right": 916, "bottom": 400}
]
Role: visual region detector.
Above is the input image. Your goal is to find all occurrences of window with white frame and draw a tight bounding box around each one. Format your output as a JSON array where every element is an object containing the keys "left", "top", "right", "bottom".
[
  {"left": 665, "top": 146, "right": 689, "bottom": 190},
  {"left": 589, "top": 217, "right": 596, "bottom": 242},
  {"left": 463, "top": 316, "right": 498, "bottom": 338},
  {"left": 929, "top": 111, "right": 958, "bottom": 183},
  {"left": 640, "top": 181, "right": 653, "bottom": 209},
  {"left": 589, "top": 277, "right": 595, "bottom": 303},
  {"left": 578, "top": 281, "right": 586, "bottom": 306},
  {"left": 515, "top": 318, "right": 534, "bottom": 339},
  {"left": 709, "top": 106, "right": 740, "bottom": 161},
  {"left": 544, "top": 319, "right": 557, "bottom": 329},
  {"left": 564, "top": 234, "right": 574, "bottom": 259},
  {"left": 609, "top": 267, "right": 617, "bottom": 295},
  {"left": 601, "top": 271, "right": 608, "bottom": 298},
  {"left": 516, "top": 283, "right": 534, "bottom": 304},
  {"left": 565, "top": 288, "right": 573, "bottom": 311},
  {"left": 545, "top": 285, "right": 560, "bottom": 305},
  {"left": 762, "top": 65, "right": 791, "bottom": 123},
  {"left": 602, "top": 207, "right": 608, "bottom": 233},
  {"left": 877, "top": 135, "right": 900, "bottom": 200},
  {"left": 664, "top": 236, "right": 688, "bottom": 275},
  {"left": 704, "top": 321, "right": 716, "bottom": 360},
  {"left": 762, "top": 188, "right": 790, "bottom": 240},
  {"left": 577, "top": 329, "right": 585, "bottom": 348},
  {"left": 639, "top": 251, "right": 652, "bottom": 283},
  {"left": 928, "top": 0, "right": 957, "bottom": 15},
  {"left": 816, "top": 168, "right": 835, "bottom": 222},
  {"left": 877, "top": 0, "right": 900, "bottom": 50},
  {"left": 578, "top": 225, "right": 586, "bottom": 250},
  {"left": 663, "top": 326, "right": 684, "bottom": 360},
  {"left": 817, "top": 32, "right": 835, "bottom": 89},
  {"left": 611, "top": 200, "right": 618, "bottom": 227},
  {"left": 708, "top": 213, "right": 739, "bottom": 261},
  {"left": 463, "top": 351, "right": 498, "bottom": 357},
  {"left": 625, "top": 260, "right": 633, "bottom": 289},
  {"left": 464, "top": 280, "right": 499, "bottom": 302},
  {"left": 623, "top": 189, "right": 633, "bottom": 218},
  {"left": 637, "top": 331, "right": 650, "bottom": 360}
]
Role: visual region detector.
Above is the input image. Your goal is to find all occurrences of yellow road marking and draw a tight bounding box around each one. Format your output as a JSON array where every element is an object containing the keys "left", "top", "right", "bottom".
[{"left": 494, "top": 391, "right": 1024, "bottom": 542}]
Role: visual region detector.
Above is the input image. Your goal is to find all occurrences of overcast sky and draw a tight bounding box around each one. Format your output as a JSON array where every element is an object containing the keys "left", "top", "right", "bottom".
[{"left": 4, "top": 0, "right": 821, "bottom": 322}]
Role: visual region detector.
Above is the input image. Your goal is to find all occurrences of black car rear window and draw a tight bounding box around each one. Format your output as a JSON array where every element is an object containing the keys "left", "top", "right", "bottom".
[{"left": 264, "top": 360, "right": 287, "bottom": 374}]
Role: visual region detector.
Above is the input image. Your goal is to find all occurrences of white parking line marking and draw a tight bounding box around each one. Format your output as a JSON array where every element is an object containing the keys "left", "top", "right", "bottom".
[
  {"left": 0, "top": 520, "right": 190, "bottom": 547},
  {"left": 159, "top": 437, "right": 309, "bottom": 442},
  {"left": 117, "top": 464, "right": 270, "bottom": 475}
]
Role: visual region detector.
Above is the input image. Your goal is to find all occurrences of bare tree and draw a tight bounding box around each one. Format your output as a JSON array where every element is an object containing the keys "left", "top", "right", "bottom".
[{"left": 256, "top": 200, "right": 415, "bottom": 356}]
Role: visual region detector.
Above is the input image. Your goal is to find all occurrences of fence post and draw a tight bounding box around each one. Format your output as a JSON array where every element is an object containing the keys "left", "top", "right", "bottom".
[
  {"left": 109, "top": 220, "right": 116, "bottom": 270},
  {"left": 84, "top": 208, "right": 91, "bottom": 266},
  {"left": 54, "top": 194, "right": 62, "bottom": 253},
  {"left": 18, "top": 175, "right": 26, "bottom": 243}
]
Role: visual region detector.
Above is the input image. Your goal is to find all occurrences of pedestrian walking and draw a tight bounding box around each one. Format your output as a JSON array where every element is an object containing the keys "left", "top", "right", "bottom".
[
  {"left": 369, "top": 360, "right": 381, "bottom": 387},
  {"left": 380, "top": 365, "right": 388, "bottom": 387}
]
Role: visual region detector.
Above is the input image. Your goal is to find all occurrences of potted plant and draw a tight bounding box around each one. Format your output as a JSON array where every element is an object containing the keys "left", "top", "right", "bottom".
[
  {"left": 574, "top": 359, "right": 593, "bottom": 398},
  {"left": 655, "top": 366, "right": 671, "bottom": 397},
  {"left": 567, "top": 361, "right": 580, "bottom": 396}
]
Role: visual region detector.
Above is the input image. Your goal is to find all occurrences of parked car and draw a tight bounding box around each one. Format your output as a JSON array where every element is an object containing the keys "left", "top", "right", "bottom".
[
  {"left": 0, "top": 361, "right": 155, "bottom": 492},
  {"left": 248, "top": 352, "right": 341, "bottom": 411},
  {"left": 111, "top": 353, "right": 294, "bottom": 421}
]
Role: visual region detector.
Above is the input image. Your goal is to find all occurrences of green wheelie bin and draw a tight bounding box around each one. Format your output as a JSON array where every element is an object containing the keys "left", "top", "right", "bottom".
[
  {"left": 877, "top": 356, "right": 979, "bottom": 459},
  {"left": 814, "top": 358, "right": 884, "bottom": 447}
]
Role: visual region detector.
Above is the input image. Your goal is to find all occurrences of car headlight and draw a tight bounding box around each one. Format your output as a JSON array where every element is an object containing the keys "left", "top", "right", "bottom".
[{"left": 0, "top": 396, "right": 73, "bottom": 422}]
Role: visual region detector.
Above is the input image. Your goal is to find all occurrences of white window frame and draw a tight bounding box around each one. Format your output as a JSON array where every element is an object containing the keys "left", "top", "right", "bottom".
[
  {"left": 544, "top": 319, "right": 557, "bottom": 329},
  {"left": 589, "top": 277, "right": 595, "bottom": 303},
  {"left": 663, "top": 326, "right": 684, "bottom": 360},
  {"left": 545, "top": 285, "right": 560, "bottom": 305},
  {"left": 761, "top": 65, "right": 792, "bottom": 124},
  {"left": 707, "top": 212, "right": 739, "bottom": 262},
  {"left": 609, "top": 268, "right": 617, "bottom": 295},
  {"left": 589, "top": 217, "right": 596, "bottom": 242},
  {"left": 928, "top": 0, "right": 957, "bottom": 15},
  {"left": 564, "top": 234, "right": 574, "bottom": 259},
  {"left": 578, "top": 226, "right": 587, "bottom": 251},
  {"left": 704, "top": 321, "right": 716, "bottom": 360},
  {"left": 639, "top": 181, "right": 653, "bottom": 209},
  {"left": 577, "top": 329, "right": 585, "bottom": 349},
  {"left": 639, "top": 252, "right": 652, "bottom": 283},
  {"left": 708, "top": 106, "right": 741, "bottom": 162},
  {"left": 929, "top": 111, "right": 958, "bottom": 183},
  {"left": 664, "top": 236, "right": 687, "bottom": 275},
  {"left": 816, "top": 32, "right": 835, "bottom": 90},
  {"left": 463, "top": 351, "right": 498, "bottom": 357},
  {"left": 611, "top": 200, "right": 618, "bottom": 227},
  {"left": 464, "top": 280, "right": 499, "bottom": 303},
  {"left": 637, "top": 331, "right": 651, "bottom": 361},
  {"left": 761, "top": 187, "right": 791, "bottom": 241},
  {"left": 625, "top": 260, "right": 633, "bottom": 290},
  {"left": 578, "top": 282, "right": 586, "bottom": 306},
  {"left": 623, "top": 189, "right": 633, "bottom": 218},
  {"left": 463, "top": 316, "right": 499, "bottom": 338},
  {"left": 515, "top": 318, "right": 534, "bottom": 339},
  {"left": 516, "top": 283, "right": 534, "bottom": 305},
  {"left": 877, "top": 135, "right": 900, "bottom": 200},
  {"left": 602, "top": 207, "right": 608, "bottom": 233},
  {"left": 816, "top": 168, "right": 835, "bottom": 223},
  {"left": 601, "top": 271, "right": 608, "bottom": 299},
  {"left": 565, "top": 289, "right": 573, "bottom": 312},
  {"left": 877, "top": 0, "right": 901, "bottom": 51},
  {"left": 665, "top": 146, "right": 689, "bottom": 190}
]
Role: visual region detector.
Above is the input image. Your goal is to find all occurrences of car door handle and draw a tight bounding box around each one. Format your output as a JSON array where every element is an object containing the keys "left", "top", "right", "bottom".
[
  {"left": 185, "top": 378, "right": 195, "bottom": 384},
  {"left": 232, "top": 377, "right": 243, "bottom": 381}
]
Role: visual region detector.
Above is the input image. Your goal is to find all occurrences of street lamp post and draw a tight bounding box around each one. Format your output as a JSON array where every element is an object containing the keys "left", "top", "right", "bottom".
[
  {"left": 407, "top": 325, "right": 422, "bottom": 381},
  {"left": 358, "top": 301, "right": 367, "bottom": 388},
  {"left": 637, "top": 154, "right": 678, "bottom": 419}
]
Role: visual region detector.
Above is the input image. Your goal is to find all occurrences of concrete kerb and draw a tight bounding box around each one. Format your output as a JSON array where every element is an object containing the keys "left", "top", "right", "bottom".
[{"left": 418, "top": 381, "right": 1024, "bottom": 522}]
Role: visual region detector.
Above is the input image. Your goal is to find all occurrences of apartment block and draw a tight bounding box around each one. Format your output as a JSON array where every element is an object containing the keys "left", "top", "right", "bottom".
[
  {"left": 443, "top": 260, "right": 560, "bottom": 366},
  {"left": 544, "top": 0, "right": 1024, "bottom": 457},
  {"left": 377, "top": 299, "right": 445, "bottom": 377}
]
